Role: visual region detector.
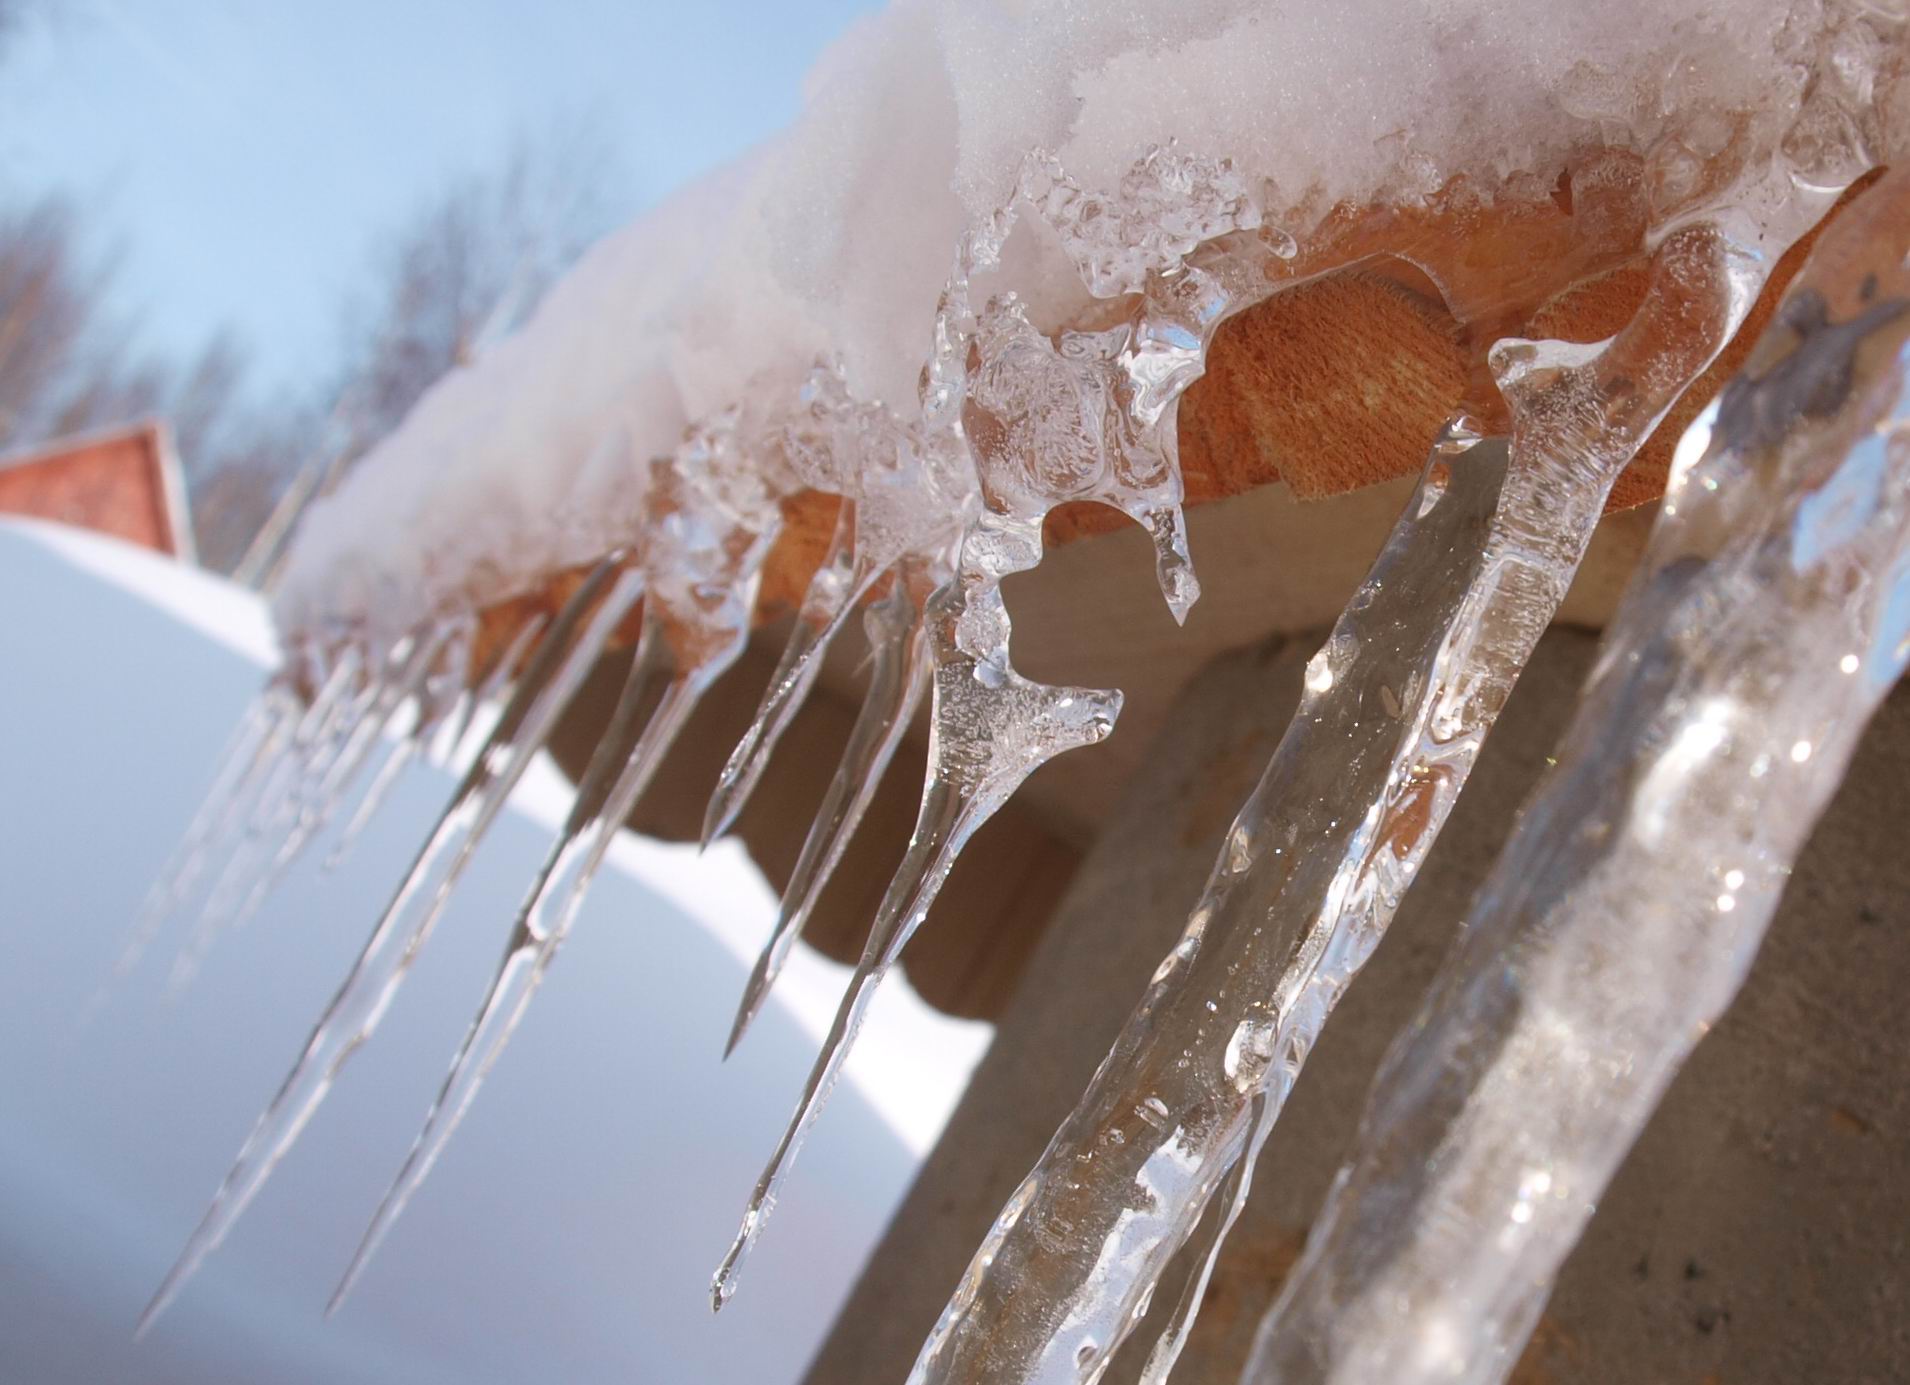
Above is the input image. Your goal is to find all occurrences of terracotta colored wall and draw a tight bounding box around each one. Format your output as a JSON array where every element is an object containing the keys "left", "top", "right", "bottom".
[{"left": 0, "top": 428, "right": 183, "bottom": 556}]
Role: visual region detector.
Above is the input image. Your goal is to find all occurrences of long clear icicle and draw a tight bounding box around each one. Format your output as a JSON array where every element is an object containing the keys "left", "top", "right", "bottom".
[
  {"left": 1245, "top": 166, "right": 1910, "bottom": 1385},
  {"left": 713, "top": 532, "right": 1124, "bottom": 1309},
  {"left": 331, "top": 420, "right": 789, "bottom": 1304},
  {"left": 907, "top": 211, "right": 1788, "bottom": 1384},
  {"left": 171, "top": 647, "right": 372, "bottom": 986},
  {"left": 179, "top": 626, "right": 459, "bottom": 981},
  {"left": 139, "top": 556, "right": 641, "bottom": 1334},
  {"left": 328, "top": 616, "right": 684, "bottom": 1312},
  {"left": 435, "top": 613, "right": 547, "bottom": 773},
  {"left": 249, "top": 629, "right": 454, "bottom": 889},
  {"left": 704, "top": 351, "right": 978, "bottom": 849},
  {"left": 327, "top": 618, "right": 482, "bottom": 873},
  {"left": 324, "top": 733, "right": 424, "bottom": 874},
  {"left": 725, "top": 566, "right": 935, "bottom": 1057}
]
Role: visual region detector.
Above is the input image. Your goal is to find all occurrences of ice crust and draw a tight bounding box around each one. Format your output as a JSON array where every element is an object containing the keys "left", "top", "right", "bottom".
[{"left": 274, "top": 0, "right": 1832, "bottom": 648}]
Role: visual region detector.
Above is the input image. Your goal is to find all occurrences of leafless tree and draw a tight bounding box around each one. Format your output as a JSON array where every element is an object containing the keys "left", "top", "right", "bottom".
[
  {"left": 228, "top": 126, "right": 619, "bottom": 580},
  {"left": 0, "top": 120, "right": 616, "bottom": 574},
  {"left": 323, "top": 128, "right": 618, "bottom": 467},
  {"left": 0, "top": 197, "right": 166, "bottom": 448},
  {"left": 0, "top": 193, "right": 282, "bottom": 569}
]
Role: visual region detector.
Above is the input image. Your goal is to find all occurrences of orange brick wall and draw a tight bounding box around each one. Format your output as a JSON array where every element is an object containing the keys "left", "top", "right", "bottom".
[{"left": 0, "top": 427, "right": 186, "bottom": 557}]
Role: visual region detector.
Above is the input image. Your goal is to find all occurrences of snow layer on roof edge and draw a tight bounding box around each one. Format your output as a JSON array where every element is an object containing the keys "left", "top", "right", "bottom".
[{"left": 274, "top": 0, "right": 1822, "bottom": 648}]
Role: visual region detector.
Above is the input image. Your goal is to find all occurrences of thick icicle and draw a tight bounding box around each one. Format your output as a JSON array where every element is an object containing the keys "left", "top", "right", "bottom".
[
  {"left": 907, "top": 209, "right": 1794, "bottom": 1383},
  {"left": 725, "top": 563, "right": 935, "bottom": 1057},
  {"left": 139, "top": 555, "right": 641, "bottom": 1334},
  {"left": 1244, "top": 167, "right": 1910, "bottom": 1385}
]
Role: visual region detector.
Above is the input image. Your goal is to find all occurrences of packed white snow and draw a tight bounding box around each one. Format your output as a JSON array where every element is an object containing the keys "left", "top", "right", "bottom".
[{"left": 274, "top": 0, "right": 1833, "bottom": 648}]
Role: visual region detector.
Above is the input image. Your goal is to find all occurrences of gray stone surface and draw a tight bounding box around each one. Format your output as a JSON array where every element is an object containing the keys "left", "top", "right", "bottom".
[{"left": 803, "top": 626, "right": 1910, "bottom": 1384}]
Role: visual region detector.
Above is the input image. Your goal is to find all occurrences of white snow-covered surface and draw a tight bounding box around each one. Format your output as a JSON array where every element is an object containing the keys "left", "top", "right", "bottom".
[
  {"left": 0, "top": 518, "right": 988, "bottom": 1384},
  {"left": 24, "top": 518, "right": 279, "bottom": 666},
  {"left": 275, "top": 0, "right": 1821, "bottom": 646}
]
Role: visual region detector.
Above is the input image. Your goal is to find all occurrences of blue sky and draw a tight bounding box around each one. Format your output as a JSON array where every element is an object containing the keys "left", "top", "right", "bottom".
[{"left": 0, "top": 0, "right": 880, "bottom": 394}]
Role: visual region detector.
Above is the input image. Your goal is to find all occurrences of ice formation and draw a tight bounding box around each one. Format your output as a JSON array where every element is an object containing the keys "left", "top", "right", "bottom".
[
  {"left": 129, "top": 0, "right": 1910, "bottom": 1378},
  {"left": 139, "top": 555, "right": 642, "bottom": 1334},
  {"left": 1247, "top": 162, "right": 1910, "bottom": 1385},
  {"left": 908, "top": 123, "right": 1875, "bottom": 1385}
]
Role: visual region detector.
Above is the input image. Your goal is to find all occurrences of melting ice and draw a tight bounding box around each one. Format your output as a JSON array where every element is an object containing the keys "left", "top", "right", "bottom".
[{"left": 126, "top": 4, "right": 1910, "bottom": 1383}]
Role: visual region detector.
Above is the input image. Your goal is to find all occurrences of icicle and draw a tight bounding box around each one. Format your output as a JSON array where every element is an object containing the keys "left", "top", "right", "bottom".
[
  {"left": 115, "top": 685, "right": 297, "bottom": 984},
  {"left": 139, "top": 554, "right": 642, "bottom": 1335},
  {"left": 439, "top": 611, "right": 548, "bottom": 770},
  {"left": 325, "top": 732, "right": 422, "bottom": 872},
  {"left": 324, "top": 617, "right": 481, "bottom": 873},
  {"left": 713, "top": 151, "right": 1283, "bottom": 1306},
  {"left": 1244, "top": 167, "right": 1910, "bottom": 1385},
  {"left": 171, "top": 645, "right": 372, "bottom": 988},
  {"left": 204, "top": 624, "right": 460, "bottom": 952},
  {"left": 328, "top": 614, "right": 676, "bottom": 1312},
  {"left": 1137, "top": 1087, "right": 1269, "bottom": 1385},
  {"left": 703, "top": 356, "right": 977, "bottom": 847},
  {"left": 329, "top": 417, "right": 788, "bottom": 1306},
  {"left": 725, "top": 563, "right": 935, "bottom": 1057},
  {"left": 1007, "top": 144, "right": 1273, "bottom": 623},
  {"left": 702, "top": 497, "right": 860, "bottom": 846},
  {"left": 712, "top": 540, "right": 1122, "bottom": 1308},
  {"left": 906, "top": 202, "right": 1807, "bottom": 1382}
]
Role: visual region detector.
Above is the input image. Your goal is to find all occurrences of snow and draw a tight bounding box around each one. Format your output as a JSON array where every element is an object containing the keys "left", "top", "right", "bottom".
[
  {"left": 17, "top": 518, "right": 278, "bottom": 666},
  {"left": 274, "top": 0, "right": 1829, "bottom": 649},
  {"left": 0, "top": 518, "right": 987, "bottom": 1383}
]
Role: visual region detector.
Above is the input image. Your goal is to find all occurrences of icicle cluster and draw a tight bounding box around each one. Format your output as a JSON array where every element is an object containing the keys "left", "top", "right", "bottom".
[
  {"left": 1248, "top": 162, "right": 1910, "bottom": 1385},
  {"left": 911, "top": 9, "right": 1906, "bottom": 1380},
  {"left": 129, "top": 0, "right": 1910, "bottom": 1379}
]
